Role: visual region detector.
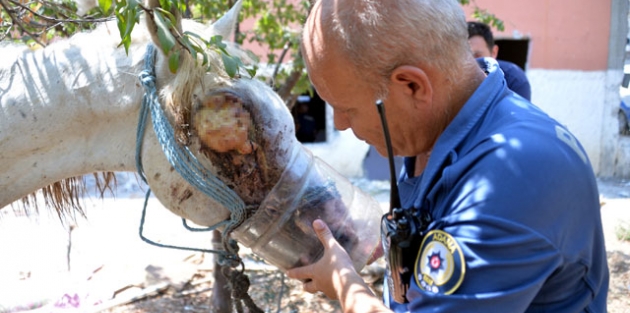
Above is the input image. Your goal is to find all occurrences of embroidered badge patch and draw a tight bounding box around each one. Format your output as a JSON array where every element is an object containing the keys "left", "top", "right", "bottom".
[{"left": 415, "top": 230, "right": 465, "bottom": 294}]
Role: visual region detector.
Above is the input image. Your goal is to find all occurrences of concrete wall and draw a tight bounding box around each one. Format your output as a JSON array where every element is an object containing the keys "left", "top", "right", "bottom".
[
  {"left": 527, "top": 69, "right": 614, "bottom": 175},
  {"left": 463, "top": 0, "right": 630, "bottom": 178}
]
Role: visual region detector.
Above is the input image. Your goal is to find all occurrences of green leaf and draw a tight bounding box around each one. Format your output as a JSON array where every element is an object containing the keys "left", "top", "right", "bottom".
[
  {"left": 184, "top": 31, "right": 209, "bottom": 45},
  {"left": 115, "top": 10, "right": 125, "bottom": 40},
  {"left": 221, "top": 53, "right": 238, "bottom": 78},
  {"left": 169, "top": 50, "right": 180, "bottom": 73},
  {"left": 493, "top": 19, "right": 505, "bottom": 32},
  {"left": 473, "top": 8, "right": 504, "bottom": 32},
  {"left": 115, "top": 0, "right": 139, "bottom": 54},
  {"left": 158, "top": 0, "right": 171, "bottom": 12},
  {"left": 245, "top": 65, "right": 258, "bottom": 79},
  {"left": 209, "top": 35, "right": 226, "bottom": 50},
  {"left": 155, "top": 7, "right": 177, "bottom": 26},
  {"left": 180, "top": 35, "right": 197, "bottom": 61},
  {"left": 115, "top": 10, "right": 133, "bottom": 54},
  {"left": 98, "top": 0, "right": 112, "bottom": 14},
  {"left": 184, "top": 34, "right": 209, "bottom": 66},
  {"left": 118, "top": 35, "right": 131, "bottom": 53},
  {"left": 122, "top": 8, "right": 136, "bottom": 52},
  {"left": 153, "top": 10, "right": 176, "bottom": 55}
]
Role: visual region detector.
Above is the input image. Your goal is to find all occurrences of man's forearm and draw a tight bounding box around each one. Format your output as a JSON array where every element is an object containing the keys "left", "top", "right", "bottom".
[{"left": 335, "top": 268, "right": 392, "bottom": 313}]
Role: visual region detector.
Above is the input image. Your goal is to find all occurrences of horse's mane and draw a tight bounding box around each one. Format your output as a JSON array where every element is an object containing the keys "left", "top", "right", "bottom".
[
  {"left": 19, "top": 173, "right": 118, "bottom": 218},
  {"left": 14, "top": 17, "right": 250, "bottom": 217},
  {"left": 8, "top": 23, "right": 128, "bottom": 217}
]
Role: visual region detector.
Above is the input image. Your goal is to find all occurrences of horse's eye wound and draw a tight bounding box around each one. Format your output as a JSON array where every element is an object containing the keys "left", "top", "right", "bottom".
[{"left": 193, "top": 91, "right": 254, "bottom": 155}]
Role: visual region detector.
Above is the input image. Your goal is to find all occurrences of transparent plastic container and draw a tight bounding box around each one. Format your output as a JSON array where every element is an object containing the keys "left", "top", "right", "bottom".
[{"left": 232, "top": 144, "right": 383, "bottom": 271}]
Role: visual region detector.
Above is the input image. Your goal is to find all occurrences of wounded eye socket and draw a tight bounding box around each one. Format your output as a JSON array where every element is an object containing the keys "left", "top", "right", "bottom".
[{"left": 192, "top": 90, "right": 255, "bottom": 154}]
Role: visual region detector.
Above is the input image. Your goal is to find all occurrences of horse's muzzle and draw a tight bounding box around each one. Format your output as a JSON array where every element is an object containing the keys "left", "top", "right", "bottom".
[{"left": 232, "top": 144, "right": 383, "bottom": 272}]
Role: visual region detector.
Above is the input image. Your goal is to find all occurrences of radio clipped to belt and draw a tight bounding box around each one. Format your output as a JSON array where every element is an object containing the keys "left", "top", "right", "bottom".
[{"left": 376, "top": 100, "right": 430, "bottom": 304}]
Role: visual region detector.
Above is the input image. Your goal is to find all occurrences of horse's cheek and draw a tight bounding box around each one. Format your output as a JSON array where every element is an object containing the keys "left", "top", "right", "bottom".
[{"left": 144, "top": 164, "right": 231, "bottom": 227}]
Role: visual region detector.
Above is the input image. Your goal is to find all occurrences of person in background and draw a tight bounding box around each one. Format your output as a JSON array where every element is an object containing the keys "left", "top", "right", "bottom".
[
  {"left": 286, "top": 0, "right": 608, "bottom": 312},
  {"left": 467, "top": 21, "right": 532, "bottom": 101}
]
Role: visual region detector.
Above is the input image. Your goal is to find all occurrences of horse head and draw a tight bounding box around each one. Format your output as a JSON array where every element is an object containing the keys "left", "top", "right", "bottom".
[
  {"left": 132, "top": 0, "right": 295, "bottom": 227},
  {"left": 140, "top": 3, "right": 383, "bottom": 270}
]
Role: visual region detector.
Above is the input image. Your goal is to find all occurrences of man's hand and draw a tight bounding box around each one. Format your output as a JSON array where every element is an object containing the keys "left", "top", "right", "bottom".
[
  {"left": 286, "top": 219, "right": 392, "bottom": 313},
  {"left": 286, "top": 219, "right": 357, "bottom": 299}
]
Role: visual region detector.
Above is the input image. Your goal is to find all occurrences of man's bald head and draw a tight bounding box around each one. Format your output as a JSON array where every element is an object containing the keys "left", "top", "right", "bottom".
[{"left": 302, "top": 0, "right": 471, "bottom": 93}]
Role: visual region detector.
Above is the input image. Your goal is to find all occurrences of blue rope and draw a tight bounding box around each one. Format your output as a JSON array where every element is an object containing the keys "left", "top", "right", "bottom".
[
  {"left": 138, "top": 188, "right": 228, "bottom": 255},
  {"left": 135, "top": 44, "right": 246, "bottom": 255},
  {"left": 134, "top": 44, "right": 266, "bottom": 313}
]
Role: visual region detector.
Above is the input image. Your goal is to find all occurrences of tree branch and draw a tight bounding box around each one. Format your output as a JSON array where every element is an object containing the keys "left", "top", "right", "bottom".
[
  {"left": 8, "top": 0, "right": 114, "bottom": 24},
  {"left": 0, "top": 0, "right": 46, "bottom": 46}
]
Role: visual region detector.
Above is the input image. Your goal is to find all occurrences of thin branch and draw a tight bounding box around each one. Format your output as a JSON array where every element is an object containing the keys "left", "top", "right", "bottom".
[
  {"left": 0, "top": 23, "right": 13, "bottom": 41},
  {"left": 269, "top": 41, "right": 290, "bottom": 87},
  {"left": 0, "top": 0, "right": 46, "bottom": 46},
  {"left": 142, "top": 5, "right": 199, "bottom": 60},
  {"left": 8, "top": 0, "right": 114, "bottom": 24}
]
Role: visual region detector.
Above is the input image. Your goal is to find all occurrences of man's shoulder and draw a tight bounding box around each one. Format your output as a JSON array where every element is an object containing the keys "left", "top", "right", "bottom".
[
  {"left": 497, "top": 60, "right": 526, "bottom": 75},
  {"left": 496, "top": 59, "right": 531, "bottom": 100}
]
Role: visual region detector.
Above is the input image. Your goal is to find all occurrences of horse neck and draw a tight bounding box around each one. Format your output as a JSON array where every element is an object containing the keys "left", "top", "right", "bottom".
[{"left": 0, "top": 28, "right": 151, "bottom": 207}]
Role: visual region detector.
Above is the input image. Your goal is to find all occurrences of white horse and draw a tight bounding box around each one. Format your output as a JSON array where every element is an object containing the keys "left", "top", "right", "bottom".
[
  {"left": 0, "top": 1, "right": 293, "bottom": 226},
  {"left": 0, "top": 2, "right": 388, "bottom": 311}
]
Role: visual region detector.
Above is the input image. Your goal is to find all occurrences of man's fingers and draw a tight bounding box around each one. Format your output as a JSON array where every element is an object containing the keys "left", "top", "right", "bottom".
[
  {"left": 287, "top": 266, "right": 319, "bottom": 293},
  {"left": 286, "top": 264, "right": 312, "bottom": 281},
  {"left": 313, "top": 219, "right": 336, "bottom": 249},
  {"left": 302, "top": 279, "right": 319, "bottom": 294}
]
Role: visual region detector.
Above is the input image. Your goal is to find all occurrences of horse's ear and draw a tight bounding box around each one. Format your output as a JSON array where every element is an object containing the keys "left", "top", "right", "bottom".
[
  {"left": 145, "top": 0, "right": 183, "bottom": 53},
  {"left": 210, "top": 0, "right": 243, "bottom": 40}
]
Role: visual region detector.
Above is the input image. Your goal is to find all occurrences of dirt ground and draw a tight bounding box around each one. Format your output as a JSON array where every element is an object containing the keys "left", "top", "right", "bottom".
[
  {"left": 102, "top": 177, "right": 630, "bottom": 313},
  {"left": 0, "top": 177, "right": 629, "bottom": 313}
]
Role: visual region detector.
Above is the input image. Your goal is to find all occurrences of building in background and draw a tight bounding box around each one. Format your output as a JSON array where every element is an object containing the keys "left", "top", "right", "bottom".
[
  {"left": 462, "top": 0, "right": 630, "bottom": 178},
  {"left": 243, "top": 0, "right": 630, "bottom": 179}
]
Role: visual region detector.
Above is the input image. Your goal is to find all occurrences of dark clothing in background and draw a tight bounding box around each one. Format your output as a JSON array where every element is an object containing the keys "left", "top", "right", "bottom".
[{"left": 476, "top": 58, "right": 531, "bottom": 101}]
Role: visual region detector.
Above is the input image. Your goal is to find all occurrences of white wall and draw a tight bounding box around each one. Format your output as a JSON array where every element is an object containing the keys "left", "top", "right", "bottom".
[{"left": 528, "top": 68, "right": 630, "bottom": 177}]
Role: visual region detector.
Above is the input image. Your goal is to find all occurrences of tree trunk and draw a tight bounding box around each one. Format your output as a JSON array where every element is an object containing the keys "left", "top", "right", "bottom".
[
  {"left": 211, "top": 230, "right": 232, "bottom": 313},
  {"left": 277, "top": 68, "right": 303, "bottom": 111}
]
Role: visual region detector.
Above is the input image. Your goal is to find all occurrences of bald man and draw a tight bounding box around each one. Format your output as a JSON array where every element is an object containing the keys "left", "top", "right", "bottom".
[{"left": 287, "top": 0, "right": 608, "bottom": 312}]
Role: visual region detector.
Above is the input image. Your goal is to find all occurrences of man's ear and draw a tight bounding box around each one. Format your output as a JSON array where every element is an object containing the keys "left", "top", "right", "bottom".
[
  {"left": 491, "top": 45, "right": 499, "bottom": 59},
  {"left": 389, "top": 65, "right": 433, "bottom": 104}
]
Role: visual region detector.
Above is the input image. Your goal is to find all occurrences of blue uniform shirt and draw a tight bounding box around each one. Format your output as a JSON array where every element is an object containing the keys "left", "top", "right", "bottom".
[{"left": 385, "top": 59, "right": 608, "bottom": 312}]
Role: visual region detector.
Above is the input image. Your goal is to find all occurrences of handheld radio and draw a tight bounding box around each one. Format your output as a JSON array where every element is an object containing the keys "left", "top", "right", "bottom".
[{"left": 376, "top": 100, "right": 429, "bottom": 304}]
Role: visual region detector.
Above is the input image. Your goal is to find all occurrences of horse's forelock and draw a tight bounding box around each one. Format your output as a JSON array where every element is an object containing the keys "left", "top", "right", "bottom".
[{"left": 160, "top": 20, "right": 251, "bottom": 144}]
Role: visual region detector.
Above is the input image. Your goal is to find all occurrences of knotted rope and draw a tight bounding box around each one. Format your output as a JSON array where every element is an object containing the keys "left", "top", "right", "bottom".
[{"left": 136, "top": 44, "right": 262, "bottom": 313}]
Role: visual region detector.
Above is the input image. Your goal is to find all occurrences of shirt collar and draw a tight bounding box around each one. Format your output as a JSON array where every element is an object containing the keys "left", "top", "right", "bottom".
[{"left": 410, "top": 58, "right": 508, "bottom": 208}]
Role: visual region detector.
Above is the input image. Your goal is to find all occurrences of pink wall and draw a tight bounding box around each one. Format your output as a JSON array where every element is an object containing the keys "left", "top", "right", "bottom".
[
  {"left": 241, "top": 0, "right": 613, "bottom": 70},
  {"left": 238, "top": 18, "right": 266, "bottom": 60},
  {"left": 463, "top": 0, "right": 612, "bottom": 71}
]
